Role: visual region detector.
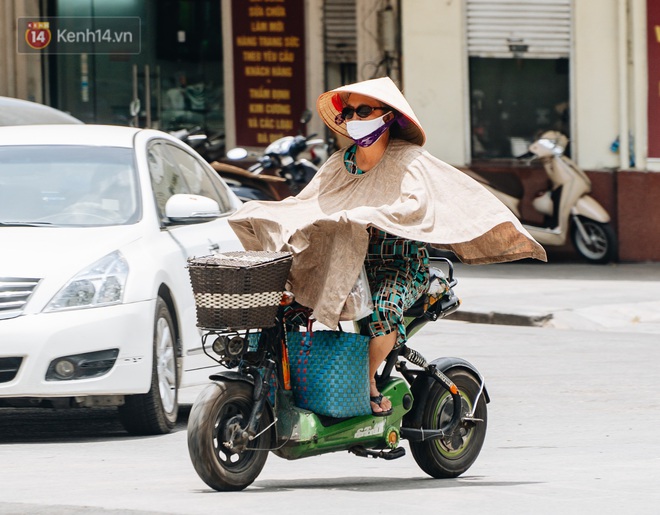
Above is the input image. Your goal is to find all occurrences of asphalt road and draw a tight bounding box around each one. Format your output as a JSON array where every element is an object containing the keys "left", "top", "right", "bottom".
[{"left": 1, "top": 319, "right": 659, "bottom": 515}]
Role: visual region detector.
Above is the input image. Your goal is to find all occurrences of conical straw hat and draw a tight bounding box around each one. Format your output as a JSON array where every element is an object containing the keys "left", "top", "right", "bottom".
[{"left": 316, "top": 76, "right": 426, "bottom": 147}]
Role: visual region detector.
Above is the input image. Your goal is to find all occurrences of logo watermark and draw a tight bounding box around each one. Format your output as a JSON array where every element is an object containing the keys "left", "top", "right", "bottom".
[{"left": 18, "top": 17, "right": 141, "bottom": 54}]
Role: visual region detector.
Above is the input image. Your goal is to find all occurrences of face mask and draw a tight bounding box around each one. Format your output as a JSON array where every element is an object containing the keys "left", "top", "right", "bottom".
[{"left": 346, "top": 113, "right": 395, "bottom": 147}]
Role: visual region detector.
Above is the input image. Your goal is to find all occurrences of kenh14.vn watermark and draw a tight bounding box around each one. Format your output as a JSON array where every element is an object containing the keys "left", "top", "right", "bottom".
[{"left": 18, "top": 17, "right": 141, "bottom": 54}]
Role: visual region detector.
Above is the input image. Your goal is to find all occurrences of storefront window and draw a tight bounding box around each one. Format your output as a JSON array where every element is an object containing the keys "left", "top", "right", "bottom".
[
  {"left": 156, "top": 0, "right": 223, "bottom": 133},
  {"left": 469, "top": 57, "right": 570, "bottom": 159},
  {"left": 49, "top": 0, "right": 224, "bottom": 135}
]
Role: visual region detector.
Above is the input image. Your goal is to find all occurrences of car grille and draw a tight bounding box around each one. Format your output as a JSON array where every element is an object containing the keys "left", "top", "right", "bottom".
[
  {"left": 0, "top": 357, "right": 22, "bottom": 383},
  {"left": 0, "top": 277, "right": 40, "bottom": 320}
]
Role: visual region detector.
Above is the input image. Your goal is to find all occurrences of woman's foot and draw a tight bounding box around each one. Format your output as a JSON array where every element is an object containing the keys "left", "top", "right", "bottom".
[
  {"left": 368, "top": 333, "right": 397, "bottom": 416},
  {"left": 370, "top": 380, "right": 392, "bottom": 416},
  {"left": 370, "top": 393, "right": 393, "bottom": 416}
]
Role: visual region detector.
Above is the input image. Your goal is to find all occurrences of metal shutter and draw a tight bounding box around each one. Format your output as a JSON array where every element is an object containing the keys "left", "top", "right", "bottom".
[
  {"left": 324, "top": 0, "right": 357, "bottom": 63},
  {"left": 466, "top": 0, "right": 572, "bottom": 58}
]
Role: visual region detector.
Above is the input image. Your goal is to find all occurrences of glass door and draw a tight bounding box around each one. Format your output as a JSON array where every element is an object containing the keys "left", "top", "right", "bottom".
[{"left": 154, "top": 0, "right": 224, "bottom": 135}]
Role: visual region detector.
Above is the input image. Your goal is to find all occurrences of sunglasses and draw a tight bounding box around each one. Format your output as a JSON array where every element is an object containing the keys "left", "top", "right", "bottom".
[{"left": 340, "top": 104, "right": 390, "bottom": 121}]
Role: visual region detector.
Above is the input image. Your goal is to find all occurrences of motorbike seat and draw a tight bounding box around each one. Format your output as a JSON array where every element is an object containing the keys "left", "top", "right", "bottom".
[
  {"left": 403, "top": 294, "right": 428, "bottom": 318},
  {"left": 403, "top": 265, "right": 454, "bottom": 319}
]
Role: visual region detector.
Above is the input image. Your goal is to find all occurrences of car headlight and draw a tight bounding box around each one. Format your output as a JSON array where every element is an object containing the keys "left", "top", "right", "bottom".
[{"left": 45, "top": 251, "right": 129, "bottom": 312}]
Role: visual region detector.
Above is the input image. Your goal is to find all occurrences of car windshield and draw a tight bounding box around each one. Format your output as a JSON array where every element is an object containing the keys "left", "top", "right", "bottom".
[{"left": 0, "top": 145, "right": 140, "bottom": 227}]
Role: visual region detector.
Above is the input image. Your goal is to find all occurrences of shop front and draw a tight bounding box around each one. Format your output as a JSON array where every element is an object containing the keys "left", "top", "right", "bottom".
[
  {"left": 402, "top": 0, "right": 659, "bottom": 262},
  {"left": 46, "top": 0, "right": 225, "bottom": 135}
]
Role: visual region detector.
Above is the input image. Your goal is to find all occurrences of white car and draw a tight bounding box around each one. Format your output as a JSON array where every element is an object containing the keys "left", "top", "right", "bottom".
[
  {"left": 0, "top": 96, "right": 83, "bottom": 126},
  {"left": 0, "top": 124, "right": 244, "bottom": 434}
]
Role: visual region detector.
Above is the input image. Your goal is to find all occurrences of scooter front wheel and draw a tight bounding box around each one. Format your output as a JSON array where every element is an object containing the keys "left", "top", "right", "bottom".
[
  {"left": 409, "top": 368, "right": 487, "bottom": 478},
  {"left": 187, "top": 381, "right": 271, "bottom": 491},
  {"left": 571, "top": 216, "right": 617, "bottom": 264}
]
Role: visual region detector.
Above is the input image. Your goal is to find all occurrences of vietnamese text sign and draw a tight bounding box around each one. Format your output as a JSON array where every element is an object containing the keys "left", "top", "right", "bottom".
[
  {"left": 231, "top": 0, "right": 306, "bottom": 147},
  {"left": 648, "top": 0, "right": 660, "bottom": 157}
]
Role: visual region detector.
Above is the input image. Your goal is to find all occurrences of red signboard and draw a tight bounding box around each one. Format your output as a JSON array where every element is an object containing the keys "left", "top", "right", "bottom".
[
  {"left": 648, "top": 0, "right": 660, "bottom": 157},
  {"left": 231, "top": 0, "right": 307, "bottom": 147}
]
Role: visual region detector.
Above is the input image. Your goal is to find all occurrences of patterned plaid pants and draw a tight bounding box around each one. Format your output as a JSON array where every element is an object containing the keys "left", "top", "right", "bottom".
[{"left": 363, "top": 229, "right": 429, "bottom": 348}]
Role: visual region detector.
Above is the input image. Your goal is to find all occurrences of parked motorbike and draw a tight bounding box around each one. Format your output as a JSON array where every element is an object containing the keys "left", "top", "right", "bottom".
[
  {"left": 217, "top": 110, "right": 327, "bottom": 202},
  {"left": 174, "top": 111, "right": 329, "bottom": 202},
  {"left": 169, "top": 126, "right": 289, "bottom": 201},
  {"left": 170, "top": 126, "right": 226, "bottom": 163},
  {"left": 464, "top": 131, "right": 617, "bottom": 264},
  {"left": 187, "top": 256, "right": 488, "bottom": 491},
  {"left": 210, "top": 160, "right": 291, "bottom": 203},
  {"left": 217, "top": 132, "right": 323, "bottom": 201}
]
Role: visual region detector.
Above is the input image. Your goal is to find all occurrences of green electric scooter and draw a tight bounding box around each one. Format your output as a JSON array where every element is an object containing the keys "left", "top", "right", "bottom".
[{"left": 187, "top": 257, "right": 489, "bottom": 491}]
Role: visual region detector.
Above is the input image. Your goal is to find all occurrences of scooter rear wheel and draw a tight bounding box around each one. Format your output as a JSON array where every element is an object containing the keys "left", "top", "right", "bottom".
[
  {"left": 409, "top": 368, "right": 487, "bottom": 478},
  {"left": 187, "top": 381, "right": 271, "bottom": 491}
]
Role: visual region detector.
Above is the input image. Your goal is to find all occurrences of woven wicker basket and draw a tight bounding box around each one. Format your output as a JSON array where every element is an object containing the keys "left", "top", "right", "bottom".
[{"left": 188, "top": 251, "right": 293, "bottom": 330}]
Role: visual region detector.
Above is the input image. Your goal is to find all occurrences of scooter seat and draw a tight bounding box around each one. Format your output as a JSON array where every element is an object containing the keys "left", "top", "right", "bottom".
[{"left": 403, "top": 294, "right": 428, "bottom": 318}]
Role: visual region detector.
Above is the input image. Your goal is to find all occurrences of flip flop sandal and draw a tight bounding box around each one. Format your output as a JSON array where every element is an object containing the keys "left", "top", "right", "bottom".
[{"left": 370, "top": 394, "right": 393, "bottom": 417}]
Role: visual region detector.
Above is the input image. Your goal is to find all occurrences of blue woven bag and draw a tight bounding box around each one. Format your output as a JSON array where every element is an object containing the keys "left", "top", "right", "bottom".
[{"left": 287, "top": 330, "right": 371, "bottom": 418}]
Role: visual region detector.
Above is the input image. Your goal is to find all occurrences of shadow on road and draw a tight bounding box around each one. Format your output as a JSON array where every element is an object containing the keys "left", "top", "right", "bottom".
[
  {"left": 0, "top": 405, "right": 191, "bottom": 444},
  {"left": 240, "top": 475, "right": 540, "bottom": 493}
]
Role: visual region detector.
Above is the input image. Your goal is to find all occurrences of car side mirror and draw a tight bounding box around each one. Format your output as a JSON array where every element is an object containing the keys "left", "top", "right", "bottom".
[{"left": 165, "top": 194, "right": 221, "bottom": 224}]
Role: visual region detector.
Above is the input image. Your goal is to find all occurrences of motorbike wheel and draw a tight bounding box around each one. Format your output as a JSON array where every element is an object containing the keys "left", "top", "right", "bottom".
[
  {"left": 571, "top": 216, "right": 617, "bottom": 264},
  {"left": 187, "top": 380, "right": 271, "bottom": 491},
  {"left": 409, "top": 368, "right": 487, "bottom": 478}
]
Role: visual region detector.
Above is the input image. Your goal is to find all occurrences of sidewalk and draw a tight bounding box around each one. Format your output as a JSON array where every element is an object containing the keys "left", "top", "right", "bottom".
[{"left": 446, "top": 260, "right": 660, "bottom": 334}]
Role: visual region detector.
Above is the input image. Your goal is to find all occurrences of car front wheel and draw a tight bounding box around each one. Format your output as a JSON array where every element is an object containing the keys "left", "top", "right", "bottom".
[{"left": 119, "top": 296, "right": 178, "bottom": 435}]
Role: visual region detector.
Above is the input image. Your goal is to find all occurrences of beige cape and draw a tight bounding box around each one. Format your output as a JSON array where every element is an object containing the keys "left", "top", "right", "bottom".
[{"left": 228, "top": 140, "right": 546, "bottom": 328}]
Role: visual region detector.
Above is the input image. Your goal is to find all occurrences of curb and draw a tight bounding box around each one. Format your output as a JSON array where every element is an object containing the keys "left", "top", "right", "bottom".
[{"left": 448, "top": 310, "right": 553, "bottom": 327}]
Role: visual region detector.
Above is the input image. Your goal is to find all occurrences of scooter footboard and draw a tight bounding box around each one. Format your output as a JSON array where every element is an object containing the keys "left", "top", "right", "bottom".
[{"left": 273, "top": 378, "right": 413, "bottom": 460}]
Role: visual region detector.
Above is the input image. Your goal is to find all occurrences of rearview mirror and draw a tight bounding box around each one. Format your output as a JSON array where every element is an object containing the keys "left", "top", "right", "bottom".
[
  {"left": 300, "top": 109, "right": 312, "bottom": 124},
  {"left": 165, "top": 194, "right": 221, "bottom": 224},
  {"left": 226, "top": 148, "right": 248, "bottom": 160}
]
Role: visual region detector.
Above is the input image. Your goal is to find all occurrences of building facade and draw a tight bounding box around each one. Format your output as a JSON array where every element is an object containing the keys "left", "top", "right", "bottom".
[
  {"left": 399, "top": 0, "right": 657, "bottom": 262},
  {"left": 1, "top": 0, "right": 658, "bottom": 261},
  {"left": 1, "top": 0, "right": 43, "bottom": 102}
]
